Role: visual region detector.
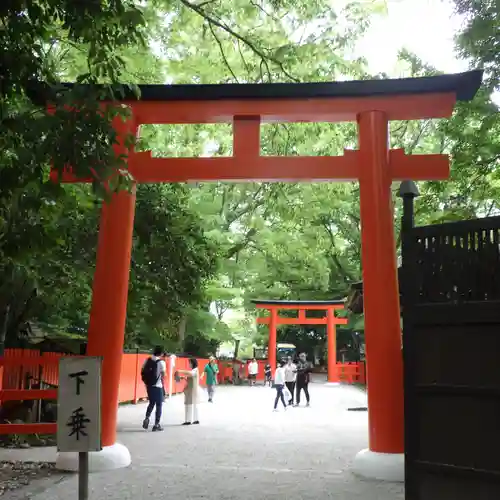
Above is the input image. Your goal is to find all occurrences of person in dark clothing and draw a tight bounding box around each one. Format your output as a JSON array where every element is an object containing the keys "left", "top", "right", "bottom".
[
  {"left": 294, "top": 352, "right": 312, "bottom": 407},
  {"left": 142, "top": 346, "right": 166, "bottom": 431},
  {"left": 284, "top": 356, "right": 297, "bottom": 406},
  {"left": 264, "top": 363, "right": 272, "bottom": 387}
]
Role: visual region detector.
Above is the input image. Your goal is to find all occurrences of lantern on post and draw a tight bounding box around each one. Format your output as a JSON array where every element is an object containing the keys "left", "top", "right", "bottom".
[
  {"left": 398, "top": 179, "right": 420, "bottom": 307},
  {"left": 398, "top": 180, "right": 420, "bottom": 232}
]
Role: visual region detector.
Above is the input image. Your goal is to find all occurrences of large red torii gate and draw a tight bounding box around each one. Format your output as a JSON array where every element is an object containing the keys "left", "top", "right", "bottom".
[
  {"left": 35, "top": 70, "right": 482, "bottom": 479},
  {"left": 251, "top": 299, "right": 347, "bottom": 383}
]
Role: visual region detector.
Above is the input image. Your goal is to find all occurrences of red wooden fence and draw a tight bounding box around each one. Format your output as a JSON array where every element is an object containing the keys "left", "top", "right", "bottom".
[
  {"left": 0, "top": 349, "right": 365, "bottom": 435},
  {"left": 336, "top": 362, "right": 366, "bottom": 384}
]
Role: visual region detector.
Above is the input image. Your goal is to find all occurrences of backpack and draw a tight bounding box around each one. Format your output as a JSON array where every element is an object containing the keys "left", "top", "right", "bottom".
[{"left": 141, "top": 358, "right": 161, "bottom": 386}]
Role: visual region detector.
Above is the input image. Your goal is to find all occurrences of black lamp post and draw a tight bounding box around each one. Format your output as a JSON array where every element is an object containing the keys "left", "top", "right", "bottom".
[
  {"left": 398, "top": 180, "right": 420, "bottom": 315},
  {"left": 398, "top": 180, "right": 420, "bottom": 232}
]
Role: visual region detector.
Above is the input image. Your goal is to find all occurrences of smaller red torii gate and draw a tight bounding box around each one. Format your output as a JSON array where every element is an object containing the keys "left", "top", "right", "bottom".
[{"left": 252, "top": 300, "right": 347, "bottom": 382}]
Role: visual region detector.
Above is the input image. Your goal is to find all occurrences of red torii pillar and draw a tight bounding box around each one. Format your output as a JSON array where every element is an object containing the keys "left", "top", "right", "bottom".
[
  {"left": 44, "top": 71, "right": 481, "bottom": 476},
  {"left": 253, "top": 300, "right": 347, "bottom": 383},
  {"left": 55, "top": 115, "right": 139, "bottom": 472},
  {"left": 353, "top": 111, "right": 405, "bottom": 480}
]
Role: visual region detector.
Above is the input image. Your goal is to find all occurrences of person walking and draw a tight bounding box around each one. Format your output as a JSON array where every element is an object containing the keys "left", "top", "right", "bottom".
[
  {"left": 273, "top": 360, "right": 287, "bottom": 411},
  {"left": 141, "top": 346, "right": 166, "bottom": 432},
  {"left": 201, "top": 356, "right": 219, "bottom": 402},
  {"left": 295, "top": 352, "right": 313, "bottom": 407},
  {"left": 177, "top": 358, "right": 200, "bottom": 425},
  {"left": 264, "top": 362, "right": 272, "bottom": 387},
  {"left": 248, "top": 358, "right": 259, "bottom": 386},
  {"left": 284, "top": 356, "right": 297, "bottom": 406}
]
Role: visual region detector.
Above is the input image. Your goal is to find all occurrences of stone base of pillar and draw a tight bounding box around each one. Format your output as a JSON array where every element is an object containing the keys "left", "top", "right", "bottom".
[
  {"left": 55, "top": 443, "right": 131, "bottom": 472},
  {"left": 352, "top": 449, "right": 404, "bottom": 482}
]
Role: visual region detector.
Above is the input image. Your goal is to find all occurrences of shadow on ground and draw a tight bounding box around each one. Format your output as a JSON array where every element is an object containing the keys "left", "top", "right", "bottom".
[{"left": 2, "top": 382, "right": 404, "bottom": 500}]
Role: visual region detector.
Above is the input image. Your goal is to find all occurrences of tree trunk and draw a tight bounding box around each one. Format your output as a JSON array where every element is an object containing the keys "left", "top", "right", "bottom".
[
  {"left": 177, "top": 315, "right": 187, "bottom": 351},
  {"left": 233, "top": 339, "right": 240, "bottom": 359},
  {"left": 0, "top": 304, "right": 10, "bottom": 357}
]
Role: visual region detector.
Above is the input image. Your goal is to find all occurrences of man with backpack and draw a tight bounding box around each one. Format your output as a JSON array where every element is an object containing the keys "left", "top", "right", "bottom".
[{"left": 142, "top": 346, "right": 166, "bottom": 432}]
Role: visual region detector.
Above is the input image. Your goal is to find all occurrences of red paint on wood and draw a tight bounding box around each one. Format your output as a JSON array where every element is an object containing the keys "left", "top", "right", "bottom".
[
  {"left": 129, "top": 93, "right": 456, "bottom": 124},
  {"left": 327, "top": 309, "right": 338, "bottom": 383},
  {"left": 255, "top": 304, "right": 345, "bottom": 310},
  {"left": 50, "top": 149, "right": 449, "bottom": 184},
  {"left": 268, "top": 309, "right": 278, "bottom": 372},
  {"left": 256, "top": 316, "right": 348, "bottom": 325},
  {"left": 358, "top": 110, "right": 404, "bottom": 454},
  {"left": 0, "top": 423, "right": 57, "bottom": 435},
  {"left": 0, "top": 389, "right": 58, "bottom": 401}
]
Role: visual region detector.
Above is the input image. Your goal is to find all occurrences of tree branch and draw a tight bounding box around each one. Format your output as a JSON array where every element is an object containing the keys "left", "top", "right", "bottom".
[
  {"left": 486, "top": 200, "right": 497, "bottom": 217},
  {"left": 407, "top": 120, "right": 431, "bottom": 154},
  {"left": 179, "top": 0, "right": 299, "bottom": 82},
  {"left": 249, "top": 0, "right": 281, "bottom": 22},
  {"left": 223, "top": 186, "right": 265, "bottom": 229},
  {"left": 226, "top": 228, "right": 257, "bottom": 258},
  {"left": 208, "top": 22, "right": 239, "bottom": 82},
  {"left": 236, "top": 39, "right": 251, "bottom": 76},
  {"left": 321, "top": 222, "right": 356, "bottom": 282},
  {"left": 197, "top": 0, "right": 218, "bottom": 7}
]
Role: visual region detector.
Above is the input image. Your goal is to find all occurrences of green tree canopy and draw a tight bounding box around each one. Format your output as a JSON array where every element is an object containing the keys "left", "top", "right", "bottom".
[{"left": 2, "top": 0, "right": 499, "bottom": 360}]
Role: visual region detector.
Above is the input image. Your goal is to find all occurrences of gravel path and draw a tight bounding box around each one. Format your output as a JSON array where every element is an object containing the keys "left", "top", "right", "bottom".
[
  {"left": 2, "top": 381, "right": 404, "bottom": 499},
  {"left": 0, "top": 461, "right": 60, "bottom": 497}
]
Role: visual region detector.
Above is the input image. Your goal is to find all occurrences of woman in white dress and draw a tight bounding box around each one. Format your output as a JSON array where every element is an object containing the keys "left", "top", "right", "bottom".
[{"left": 177, "top": 358, "right": 200, "bottom": 425}]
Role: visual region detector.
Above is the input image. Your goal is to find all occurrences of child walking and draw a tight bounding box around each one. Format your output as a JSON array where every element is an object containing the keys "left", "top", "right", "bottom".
[{"left": 273, "top": 360, "right": 287, "bottom": 412}]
